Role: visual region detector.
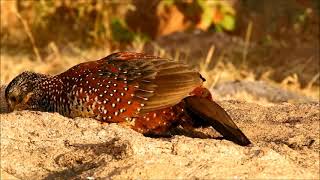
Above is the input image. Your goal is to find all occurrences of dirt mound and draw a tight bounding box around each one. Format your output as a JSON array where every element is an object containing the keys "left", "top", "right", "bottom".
[{"left": 1, "top": 101, "right": 319, "bottom": 179}]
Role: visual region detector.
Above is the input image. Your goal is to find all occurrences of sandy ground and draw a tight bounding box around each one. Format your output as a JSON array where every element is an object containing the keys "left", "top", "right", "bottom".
[
  {"left": 0, "top": 100, "right": 319, "bottom": 179},
  {"left": 0, "top": 31, "right": 318, "bottom": 179}
]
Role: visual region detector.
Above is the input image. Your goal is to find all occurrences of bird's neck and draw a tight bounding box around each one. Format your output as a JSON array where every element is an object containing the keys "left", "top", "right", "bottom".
[{"left": 37, "top": 76, "right": 70, "bottom": 116}]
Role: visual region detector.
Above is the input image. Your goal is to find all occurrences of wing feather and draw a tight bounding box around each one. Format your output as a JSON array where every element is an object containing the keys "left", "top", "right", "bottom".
[{"left": 105, "top": 53, "right": 203, "bottom": 114}]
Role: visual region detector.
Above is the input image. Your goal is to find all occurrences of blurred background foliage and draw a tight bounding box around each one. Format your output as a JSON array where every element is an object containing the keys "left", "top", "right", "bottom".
[
  {"left": 1, "top": 0, "right": 317, "bottom": 50},
  {"left": 1, "top": 0, "right": 238, "bottom": 50},
  {"left": 0, "top": 0, "right": 319, "bottom": 101}
]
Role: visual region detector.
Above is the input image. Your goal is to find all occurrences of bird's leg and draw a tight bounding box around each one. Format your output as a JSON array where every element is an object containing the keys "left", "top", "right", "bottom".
[
  {"left": 142, "top": 121, "right": 180, "bottom": 138},
  {"left": 177, "top": 116, "right": 216, "bottom": 139}
]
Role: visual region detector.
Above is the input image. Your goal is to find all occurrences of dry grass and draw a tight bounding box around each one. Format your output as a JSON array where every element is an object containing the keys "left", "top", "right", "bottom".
[
  {"left": 1, "top": 45, "right": 318, "bottom": 104},
  {"left": 0, "top": 48, "right": 108, "bottom": 83},
  {"left": 1, "top": 1, "right": 318, "bottom": 104},
  {"left": 197, "top": 45, "right": 319, "bottom": 102}
]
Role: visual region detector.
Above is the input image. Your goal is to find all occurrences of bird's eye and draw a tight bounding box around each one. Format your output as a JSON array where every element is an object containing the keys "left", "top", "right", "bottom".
[
  {"left": 10, "top": 96, "right": 23, "bottom": 103},
  {"left": 10, "top": 96, "right": 17, "bottom": 102}
]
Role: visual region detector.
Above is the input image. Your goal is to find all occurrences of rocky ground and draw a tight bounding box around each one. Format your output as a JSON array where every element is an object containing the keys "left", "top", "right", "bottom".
[{"left": 1, "top": 100, "right": 319, "bottom": 179}]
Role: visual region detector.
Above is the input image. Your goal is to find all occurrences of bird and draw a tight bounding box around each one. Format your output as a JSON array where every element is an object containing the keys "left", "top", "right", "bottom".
[{"left": 5, "top": 52, "right": 251, "bottom": 146}]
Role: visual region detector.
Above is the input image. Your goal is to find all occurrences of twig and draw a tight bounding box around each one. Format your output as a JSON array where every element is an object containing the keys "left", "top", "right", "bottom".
[
  {"left": 15, "top": 11, "right": 42, "bottom": 62},
  {"left": 242, "top": 21, "right": 253, "bottom": 65},
  {"left": 174, "top": 50, "right": 180, "bottom": 62},
  {"left": 205, "top": 45, "right": 215, "bottom": 69},
  {"left": 209, "top": 50, "right": 225, "bottom": 89},
  {"left": 306, "top": 73, "right": 320, "bottom": 90}
]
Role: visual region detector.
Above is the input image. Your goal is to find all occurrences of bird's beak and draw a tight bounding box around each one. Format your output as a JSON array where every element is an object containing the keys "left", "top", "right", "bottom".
[
  {"left": 7, "top": 92, "right": 34, "bottom": 112},
  {"left": 7, "top": 101, "right": 15, "bottom": 112}
]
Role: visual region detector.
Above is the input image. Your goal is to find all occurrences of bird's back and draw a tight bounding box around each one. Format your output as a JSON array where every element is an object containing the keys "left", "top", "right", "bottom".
[{"left": 56, "top": 52, "right": 203, "bottom": 124}]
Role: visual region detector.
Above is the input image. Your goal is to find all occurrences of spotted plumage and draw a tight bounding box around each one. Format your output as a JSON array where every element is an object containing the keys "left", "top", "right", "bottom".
[{"left": 5, "top": 52, "right": 251, "bottom": 146}]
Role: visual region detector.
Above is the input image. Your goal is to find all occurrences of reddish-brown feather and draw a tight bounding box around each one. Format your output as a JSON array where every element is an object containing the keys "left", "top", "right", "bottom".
[
  {"left": 6, "top": 52, "right": 251, "bottom": 145},
  {"left": 46, "top": 52, "right": 201, "bottom": 134}
]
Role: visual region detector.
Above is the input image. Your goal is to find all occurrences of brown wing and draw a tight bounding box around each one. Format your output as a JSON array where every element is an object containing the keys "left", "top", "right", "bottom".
[{"left": 103, "top": 53, "right": 203, "bottom": 114}]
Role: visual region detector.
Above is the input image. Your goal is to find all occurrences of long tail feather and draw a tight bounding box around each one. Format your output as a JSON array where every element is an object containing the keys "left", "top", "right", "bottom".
[{"left": 184, "top": 96, "right": 251, "bottom": 146}]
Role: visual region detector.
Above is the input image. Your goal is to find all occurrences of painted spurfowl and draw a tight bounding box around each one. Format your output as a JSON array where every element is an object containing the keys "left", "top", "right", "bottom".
[{"left": 5, "top": 52, "right": 251, "bottom": 146}]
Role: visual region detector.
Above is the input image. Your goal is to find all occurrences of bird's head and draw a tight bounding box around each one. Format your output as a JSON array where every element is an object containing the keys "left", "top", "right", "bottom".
[{"left": 5, "top": 71, "right": 48, "bottom": 112}]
